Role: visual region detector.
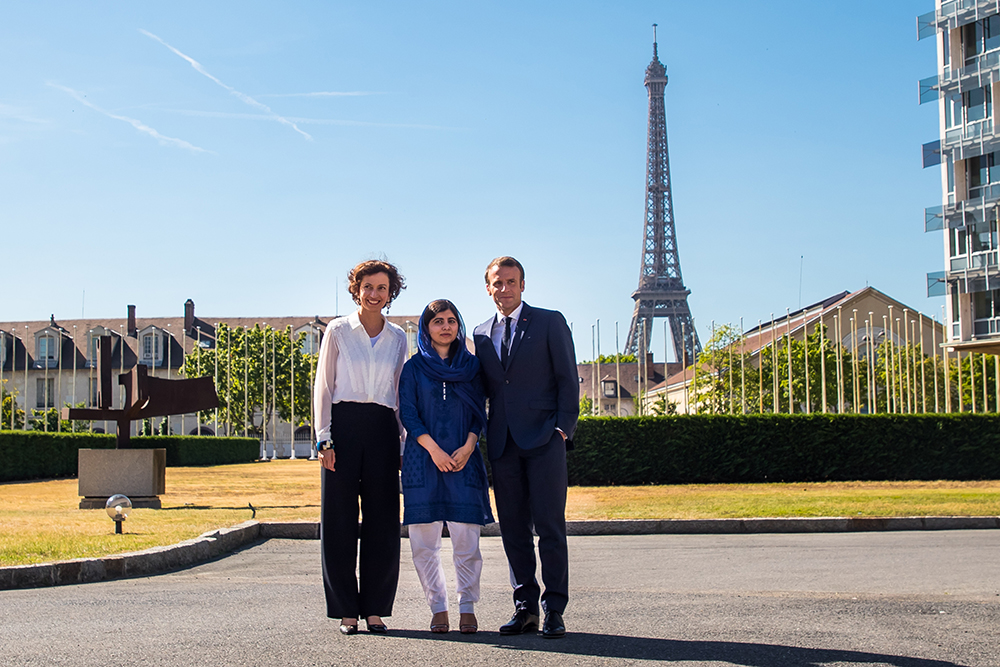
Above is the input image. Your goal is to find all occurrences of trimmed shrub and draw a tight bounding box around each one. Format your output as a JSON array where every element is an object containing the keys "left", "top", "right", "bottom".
[
  {"left": 0, "top": 432, "right": 260, "bottom": 482},
  {"left": 567, "top": 414, "right": 1000, "bottom": 486}
]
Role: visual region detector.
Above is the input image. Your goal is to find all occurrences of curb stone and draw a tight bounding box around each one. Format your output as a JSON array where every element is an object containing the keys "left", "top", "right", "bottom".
[{"left": 2, "top": 516, "right": 998, "bottom": 591}]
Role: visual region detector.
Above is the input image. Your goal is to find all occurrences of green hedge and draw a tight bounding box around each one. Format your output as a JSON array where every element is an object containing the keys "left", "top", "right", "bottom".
[
  {"left": 0, "top": 432, "right": 260, "bottom": 483},
  {"left": 567, "top": 414, "right": 1000, "bottom": 485}
]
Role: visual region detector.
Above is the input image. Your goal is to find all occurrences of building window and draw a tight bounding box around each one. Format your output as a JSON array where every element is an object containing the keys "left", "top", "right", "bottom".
[
  {"left": 966, "top": 85, "right": 991, "bottom": 123},
  {"left": 36, "top": 378, "right": 55, "bottom": 408},
  {"left": 88, "top": 378, "right": 99, "bottom": 407},
  {"left": 968, "top": 153, "right": 1000, "bottom": 199},
  {"left": 300, "top": 329, "right": 321, "bottom": 355},
  {"left": 602, "top": 380, "right": 617, "bottom": 398},
  {"left": 964, "top": 16, "right": 1000, "bottom": 65},
  {"left": 139, "top": 330, "right": 163, "bottom": 367},
  {"left": 37, "top": 334, "right": 58, "bottom": 367}
]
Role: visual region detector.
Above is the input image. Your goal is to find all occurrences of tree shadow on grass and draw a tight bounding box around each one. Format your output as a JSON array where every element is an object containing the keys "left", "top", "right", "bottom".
[{"left": 382, "top": 630, "right": 965, "bottom": 667}]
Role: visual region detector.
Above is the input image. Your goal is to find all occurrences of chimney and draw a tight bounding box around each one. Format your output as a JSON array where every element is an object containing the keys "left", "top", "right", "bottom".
[
  {"left": 127, "top": 305, "right": 137, "bottom": 337},
  {"left": 184, "top": 299, "right": 195, "bottom": 333}
]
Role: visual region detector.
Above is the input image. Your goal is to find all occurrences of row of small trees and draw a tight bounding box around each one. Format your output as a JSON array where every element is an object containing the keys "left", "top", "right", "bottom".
[
  {"left": 689, "top": 323, "right": 998, "bottom": 415},
  {"left": 1, "top": 323, "right": 319, "bottom": 437}
]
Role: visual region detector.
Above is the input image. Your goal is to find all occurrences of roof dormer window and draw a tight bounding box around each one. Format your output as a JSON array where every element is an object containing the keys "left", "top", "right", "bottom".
[
  {"left": 138, "top": 326, "right": 165, "bottom": 367},
  {"left": 34, "top": 329, "right": 60, "bottom": 369}
]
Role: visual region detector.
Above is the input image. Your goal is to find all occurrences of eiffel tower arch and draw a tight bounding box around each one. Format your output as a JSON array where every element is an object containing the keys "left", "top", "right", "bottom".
[{"left": 625, "top": 29, "right": 701, "bottom": 364}]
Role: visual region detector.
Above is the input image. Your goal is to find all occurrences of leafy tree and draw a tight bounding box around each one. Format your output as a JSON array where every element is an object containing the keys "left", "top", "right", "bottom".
[
  {"left": 579, "top": 395, "right": 594, "bottom": 416},
  {"left": 27, "top": 403, "right": 91, "bottom": 432},
  {"left": 581, "top": 354, "right": 638, "bottom": 364},
  {"left": 691, "top": 323, "right": 866, "bottom": 414},
  {"left": 181, "top": 323, "right": 317, "bottom": 436},
  {"left": 1, "top": 380, "right": 25, "bottom": 430}
]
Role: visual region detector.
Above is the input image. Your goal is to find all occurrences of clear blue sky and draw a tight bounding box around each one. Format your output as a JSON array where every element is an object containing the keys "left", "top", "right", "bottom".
[{"left": 0, "top": 1, "right": 940, "bottom": 362}]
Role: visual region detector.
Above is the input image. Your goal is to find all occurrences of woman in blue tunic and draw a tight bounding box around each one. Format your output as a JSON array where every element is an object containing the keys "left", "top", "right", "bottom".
[{"left": 399, "top": 299, "right": 494, "bottom": 635}]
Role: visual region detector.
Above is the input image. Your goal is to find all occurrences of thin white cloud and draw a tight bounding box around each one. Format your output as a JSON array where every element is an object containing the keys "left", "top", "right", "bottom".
[
  {"left": 160, "top": 108, "right": 460, "bottom": 131},
  {"left": 140, "top": 29, "right": 313, "bottom": 141},
  {"left": 0, "top": 103, "right": 48, "bottom": 124},
  {"left": 257, "top": 91, "right": 381, "bottom": 98},
  {"left": 48, "top": 83, "right": 210, "bottom": 153}
]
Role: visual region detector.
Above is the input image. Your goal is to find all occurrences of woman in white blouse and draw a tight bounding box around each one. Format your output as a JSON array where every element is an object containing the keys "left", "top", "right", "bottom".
[{"left": 313, "top": 259, "right": 408, "bottom": 635}]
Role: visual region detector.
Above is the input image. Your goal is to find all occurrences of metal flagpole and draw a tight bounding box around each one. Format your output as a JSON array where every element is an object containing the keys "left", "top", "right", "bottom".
[
  {"left": 804, "top": 313, "right": 810, "bottom": 413},
  {"left": 262, "top": 324, "right": 268, "bottom": 458},
  {"left": 863, "top": 315, "right": 871, "bottom": 412},
  {"left": 851, "top": 311, "right": 859, "bottom": 413},
  {"left": 919, "top": 316, "right": 926, "bottom": 413},
  {"left": 72, "top": 328, "right": 78, "bottom": 428},
  {"left": 758, "top": 319, "right": 764, "bottom": 414},
  {"left": 942, "top": 307, "right": 951, "bottom": 413},
  {"left": 995, "top": 355, "right": 999, "bottom": 413},
  {"left": 290, "top": 328, "right": 296, "bottom": 459},
  {"left": 710, "top": 320, "right": 716, "bottom": 414},
  {"left": 44, "top": 332, "right": 49, "bottom": 432},
  {"left": 309, "top": 325, "right": 318, "bottom": 460},
  {"left": 903, "top": 310, "right": 911, "bottom": 413},
  {"left": 615, "top": 322, "right": 621, "bottom": 417},
  {"left": 958, "top": 350, "right": 964, "bottom": 412},
  {"left": 227, "top": 326, "right": 232, "bottom": 436},
  {"left": 887, "top": 306, "right": 895, "bottom": 413},
  {"left": 682, "top": 320, "right": 688, "bottom": 414},
  {"left": 932, "top": 318, "right": 939, "bottom": 412},
  {"left": 834, "top": 313, "right": 842, "bottom": 413},
  {"left": 24, "top": 326, "right": 29, "bottom": 430},
  {"left": 771, "top": 314, "right": 778, "bottom": 414},
  {"left": 166, "top": 325, "right": 172, "bottom": 434},
  {"left": 983, "top": 352, "right": 989, "bottom": 412},
  {"left": 740, "top": 317, "right": 746, "bottom": 414},
  {"left": 591, "top": 325, "right": 596, "bottom": 417},
  {"left": 271, "top": 330, "right": 276, "bottom": 450},
  {"left": 243, "top": 328, "right": 248, "bottom": 438},
  {"left": 786, "top": 309, "right": 792, "bottom": 414},
  {"left": 596, "top": 319, "right": 603, "bottom": 415},
  {"left": 820, "top": 314, "right": 827, "bottom": 413}
]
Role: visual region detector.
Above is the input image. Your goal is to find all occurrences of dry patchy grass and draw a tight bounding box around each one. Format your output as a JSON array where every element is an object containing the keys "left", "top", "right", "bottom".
[{"left": 2, "top": 459, "right": 999, "bottom": 566}]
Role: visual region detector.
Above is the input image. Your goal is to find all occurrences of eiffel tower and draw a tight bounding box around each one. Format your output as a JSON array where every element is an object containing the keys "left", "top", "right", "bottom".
[{"left": 625, "top": 27, "right": 701, "bottom": 363}]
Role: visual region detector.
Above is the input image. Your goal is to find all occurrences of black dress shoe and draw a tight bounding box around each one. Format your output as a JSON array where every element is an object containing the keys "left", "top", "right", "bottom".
[
  {"left": 366, "top": 622, "right": 388, "bottom": 634},
  {"left": 541, "top": 610, "right": 566, "bottom": 638},
  {"left": 499, "top": 608, "right": 540, "bottom": 635}
]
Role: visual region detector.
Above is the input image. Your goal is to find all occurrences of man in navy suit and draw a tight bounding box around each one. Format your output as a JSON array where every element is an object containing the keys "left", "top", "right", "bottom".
[{"left": 473, "top": 256, "right": 579, "bottom": 638}]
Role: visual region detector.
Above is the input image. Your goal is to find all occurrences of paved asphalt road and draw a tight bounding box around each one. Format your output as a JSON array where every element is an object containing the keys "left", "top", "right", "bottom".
[{"left": 2, "top": 531, "right": 999, "bottom": 666}]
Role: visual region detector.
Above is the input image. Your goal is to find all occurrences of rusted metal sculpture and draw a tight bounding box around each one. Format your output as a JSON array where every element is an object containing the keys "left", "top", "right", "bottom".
[{"left": 63, "top": 335, "right": 218, "bottom": 447}]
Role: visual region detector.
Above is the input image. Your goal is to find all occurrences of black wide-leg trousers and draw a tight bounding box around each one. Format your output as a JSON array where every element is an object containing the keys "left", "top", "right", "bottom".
[
  {"left": 320, "top": 401, "right": 401, "bottom": 619},
  {"left": 491, "top": 429, "right": 569, "bottom": 615}
]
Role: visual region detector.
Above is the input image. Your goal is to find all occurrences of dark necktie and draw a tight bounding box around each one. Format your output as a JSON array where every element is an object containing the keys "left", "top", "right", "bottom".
[{"left": 501, "top": 316, "right": 512, "bottom": 366}]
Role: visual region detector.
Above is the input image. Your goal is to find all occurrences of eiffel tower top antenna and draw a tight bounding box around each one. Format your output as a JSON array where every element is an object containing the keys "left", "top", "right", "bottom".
[{"left": 625, "top": 28, "right": 702, "bottom": 363}]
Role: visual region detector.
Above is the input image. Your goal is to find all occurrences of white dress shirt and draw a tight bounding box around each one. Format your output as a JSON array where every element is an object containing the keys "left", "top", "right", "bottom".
[
  {"left": 490, "top": 302, "right": 524, "bottom": 360},
  {"left": 313, "top": 310, "right": 408, "bottom": 443}
]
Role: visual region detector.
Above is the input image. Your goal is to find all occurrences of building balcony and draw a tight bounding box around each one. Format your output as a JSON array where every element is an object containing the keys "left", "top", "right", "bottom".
[
  {"left": 919, "top": 1, "right": 1000, "bottom": 39},
  {"left": 931, "top": 193, "right": 1000, "bottom": 231},
  {"left": 924, "top": 51, "right": 1000, "bottom": 101}
]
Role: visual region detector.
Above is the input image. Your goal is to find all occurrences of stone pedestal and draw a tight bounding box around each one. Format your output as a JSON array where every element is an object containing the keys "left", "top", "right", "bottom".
[{"left": 78, "top": 449, "right": 166, "bottom": 509}]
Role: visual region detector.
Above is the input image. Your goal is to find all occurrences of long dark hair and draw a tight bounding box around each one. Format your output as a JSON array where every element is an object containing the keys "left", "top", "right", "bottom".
[{"left": 420, "top": 299, "right": 464, "bottom": 357}]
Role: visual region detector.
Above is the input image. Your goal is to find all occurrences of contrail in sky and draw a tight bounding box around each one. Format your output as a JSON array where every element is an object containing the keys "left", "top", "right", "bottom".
[
  {"left": 139, "top": 29, "right": 312, "bottom": 141},
  {"left": 257, "top": 91, "right": 380, "bottom": 98},
  {"left": 49, "top": 83, "right": 209, "bottom": 153}
]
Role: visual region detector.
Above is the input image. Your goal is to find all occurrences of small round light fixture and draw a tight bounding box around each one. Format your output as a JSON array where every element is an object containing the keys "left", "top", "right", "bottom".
[{"left": 105, "top": 494, "right": 132, "bottom": 534}]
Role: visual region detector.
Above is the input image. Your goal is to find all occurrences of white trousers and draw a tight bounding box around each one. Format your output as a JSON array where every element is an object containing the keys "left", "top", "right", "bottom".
[{"left": 408, "top": 521, "right": 483, "bottom": 614}]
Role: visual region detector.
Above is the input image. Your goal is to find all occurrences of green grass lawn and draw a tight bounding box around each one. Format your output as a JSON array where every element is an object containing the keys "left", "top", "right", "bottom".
[{"left": 2, "top": 459, "right": 999, "bottom": 566}]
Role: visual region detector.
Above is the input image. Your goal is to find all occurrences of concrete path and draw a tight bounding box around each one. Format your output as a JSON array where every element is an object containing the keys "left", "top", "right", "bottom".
[{"left": 2, "top": 531, "right": 998, "bottom": 666}]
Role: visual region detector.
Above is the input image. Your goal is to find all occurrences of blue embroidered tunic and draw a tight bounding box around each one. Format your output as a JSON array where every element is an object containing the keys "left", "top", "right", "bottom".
[{"left": 399, "top": 358, "right": 494, "bottom": 526}]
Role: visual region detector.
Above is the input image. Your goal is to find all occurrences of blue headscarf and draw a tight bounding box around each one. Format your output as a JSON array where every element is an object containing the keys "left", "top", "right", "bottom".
[{"left": 410, "top": 301, "right": 487, "bottom": 428}]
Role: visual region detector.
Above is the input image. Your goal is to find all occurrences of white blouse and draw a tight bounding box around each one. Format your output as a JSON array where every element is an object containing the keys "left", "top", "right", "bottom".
[{"left": 312, "top": 310, "right": 408, "bottom": 443}]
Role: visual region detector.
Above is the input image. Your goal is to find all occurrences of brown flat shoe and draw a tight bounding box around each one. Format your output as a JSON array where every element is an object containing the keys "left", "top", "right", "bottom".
[
  {"left": 430, "top": 611, "right": 449, "bottom": 633},
  {"left": 459, "top": 613, "right": 478, "bottom": 634}
]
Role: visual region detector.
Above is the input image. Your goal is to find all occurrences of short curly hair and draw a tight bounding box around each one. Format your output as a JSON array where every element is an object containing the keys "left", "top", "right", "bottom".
[{"left": 347, "top": 259, "right": 406, "bottom": 309}]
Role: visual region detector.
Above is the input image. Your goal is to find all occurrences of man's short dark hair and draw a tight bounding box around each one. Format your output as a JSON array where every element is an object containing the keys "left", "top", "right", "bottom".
[{"left": 484, "top": 256, "right": 524, "bottom": 283}]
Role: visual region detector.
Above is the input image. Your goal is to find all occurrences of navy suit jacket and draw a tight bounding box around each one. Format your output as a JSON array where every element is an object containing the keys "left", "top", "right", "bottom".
[{"left": 473, "top": 302, "right": 579, "bottom": 461}]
